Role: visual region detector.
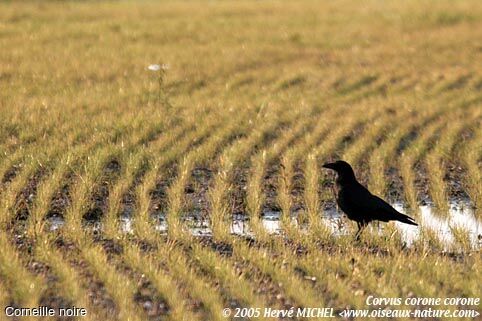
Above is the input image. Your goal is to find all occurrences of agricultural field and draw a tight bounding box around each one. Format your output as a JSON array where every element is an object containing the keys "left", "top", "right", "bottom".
[{"left": 0, "top": 0, "right": 481, "bottom": 320}]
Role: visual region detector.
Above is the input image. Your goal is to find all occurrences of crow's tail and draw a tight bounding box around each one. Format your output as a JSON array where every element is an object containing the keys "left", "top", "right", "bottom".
[{"left": 395, "top": 213, "right": 418, "bottom": 226}]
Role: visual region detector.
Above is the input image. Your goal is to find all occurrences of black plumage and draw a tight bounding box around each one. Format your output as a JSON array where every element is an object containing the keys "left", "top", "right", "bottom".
[{"left": 322, "top": 160, "right": 417, "bottom": 239}]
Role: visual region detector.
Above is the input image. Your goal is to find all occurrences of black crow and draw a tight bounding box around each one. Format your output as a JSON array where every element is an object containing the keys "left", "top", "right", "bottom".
[{"left": 322, "top": 160, "right": 417, "bottom": 239}]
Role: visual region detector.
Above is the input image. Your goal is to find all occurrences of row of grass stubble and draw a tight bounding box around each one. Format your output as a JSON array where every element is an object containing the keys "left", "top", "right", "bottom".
[
  {"left": 1, "top": 76, "right": 480, "bottom": 318},
  {"left": 0, "top": 100, "right": 155, "bottom": 312},
  {"left": 2, "top": 105, "right": 173, "bottom": 318},
  {"left": 43, "top": 103, "right": 241, "bottom": 321},
  {"left": 150, "top": 79, "right": 422, "bottom": 318},
  {"left": 220, "top": 79, "right": 480, "bottom": 312},
  {"left": 83, "top": 97, "right": 305, "bottom": 321},
  {"left": 43, "top": 91, "right": 278, "bottom": 318},
  {"left": 0, "top": 99, "right": 211, "bottom": 319},
  {"left": 276, "top": 90, "right": 480, "bottom": 305}
]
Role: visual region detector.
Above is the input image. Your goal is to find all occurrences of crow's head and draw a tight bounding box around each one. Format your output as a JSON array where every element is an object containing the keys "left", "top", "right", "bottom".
[{"left": 322, "top": 160, "right": 356, "bottom": 183}]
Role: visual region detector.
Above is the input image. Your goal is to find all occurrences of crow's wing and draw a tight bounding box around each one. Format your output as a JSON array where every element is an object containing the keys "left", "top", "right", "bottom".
[
  {"left": 339, "top": 183, "right": 384, "bottom": 215},
  {"left": 369, "top": 194, "right": 418, "bottom": 225},
  {"left": 367, "top": 194, "right": 406, "bottom": 221},
  {"left": 340, "top": 183, "right": 417, "bottom": 225}
]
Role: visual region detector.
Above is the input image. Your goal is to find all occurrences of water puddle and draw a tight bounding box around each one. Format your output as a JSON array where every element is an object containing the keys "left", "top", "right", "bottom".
[
  {"left": 393, "top": 202, "right": 481, "bottom": 248},
  {"left": 47, "top": 201, "right": 481, "bottom": 249}
]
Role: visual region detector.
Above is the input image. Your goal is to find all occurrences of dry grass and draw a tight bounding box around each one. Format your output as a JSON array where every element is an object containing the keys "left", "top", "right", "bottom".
[{"left": 0, "top": 0, "right": 481, "bottom": 320}]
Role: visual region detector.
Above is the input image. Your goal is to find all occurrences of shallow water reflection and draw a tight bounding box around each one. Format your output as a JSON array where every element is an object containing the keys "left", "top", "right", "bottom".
[
  {"left": 48, "top": 201, "right": 480, "bottom": 249},
  {"left": 394, "top": 202, "right": 481, "bottom": 248}
]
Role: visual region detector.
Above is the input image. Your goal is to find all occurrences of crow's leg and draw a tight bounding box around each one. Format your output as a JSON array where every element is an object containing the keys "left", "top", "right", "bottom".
[
  {"left": 354, "top": 221, "right": 367, "bottom": 241},
  {"left": 354, "top": 222, "right": 362, "bottom": 240}
]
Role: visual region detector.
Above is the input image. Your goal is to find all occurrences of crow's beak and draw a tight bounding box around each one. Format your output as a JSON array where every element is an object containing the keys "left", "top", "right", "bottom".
[{"left": 322, "top": 162, "right": 336, "bottom": 170}]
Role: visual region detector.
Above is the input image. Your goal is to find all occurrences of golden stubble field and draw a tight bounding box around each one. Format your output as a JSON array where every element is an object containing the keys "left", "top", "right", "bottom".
[{"left": 0, "top": 0, "right": 481, "bottom": 320}]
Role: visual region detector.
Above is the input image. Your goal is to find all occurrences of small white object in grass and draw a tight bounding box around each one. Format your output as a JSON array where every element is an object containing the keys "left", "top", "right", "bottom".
[
  {"left": 148, "top": 64, "right": 161, "bottom": 71},
  {"left": 148, "top": 64, "right": 170, "bottom": 71}
]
